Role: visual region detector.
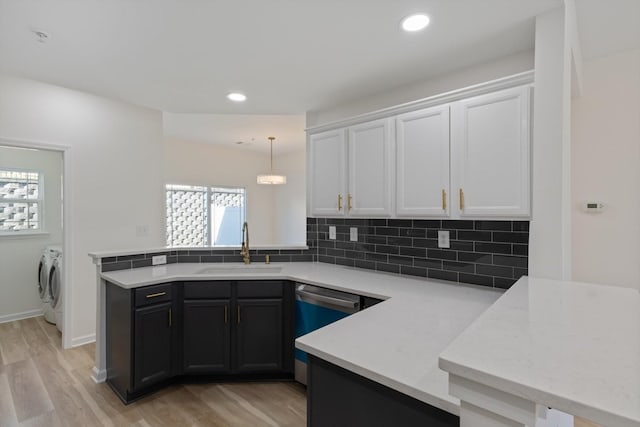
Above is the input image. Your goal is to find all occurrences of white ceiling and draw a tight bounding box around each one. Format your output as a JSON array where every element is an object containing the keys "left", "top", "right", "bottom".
[
  {"left": 163, "top": 113, "right": 306, "bottom": 154},
  {"left": 1, "top": 0, "right": 637, "bottom": 155},
  {"left": 0, "top": 0, "right": 563, "bottom": 115}
]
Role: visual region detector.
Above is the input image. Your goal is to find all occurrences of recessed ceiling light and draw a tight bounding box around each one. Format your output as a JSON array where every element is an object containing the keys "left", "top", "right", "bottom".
[
  {"left": 401, "top": 14, "right": 430, "bottom": 32},
  {"left": 227, "top": 92, "right": 247, "bottom": 102}
]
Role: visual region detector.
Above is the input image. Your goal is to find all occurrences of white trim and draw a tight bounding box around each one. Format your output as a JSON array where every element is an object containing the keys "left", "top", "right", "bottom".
[
  {"left": 71, "top": 332, "right": 96, "bottom": 348},
  {"left": 91, "top": 366, "right": 107, "bottom": 383},
  {"left": 0, "top": 231, "right": 50, "bottom": 238},
  {"left": 0, "top": 136, "right": 74, "bottom": 350},
  {"left": 306, "top": 71, "right": 535, "bottom": 134},
  {"left": 0, "top": 308, "right": 43, "bottom": 324}
]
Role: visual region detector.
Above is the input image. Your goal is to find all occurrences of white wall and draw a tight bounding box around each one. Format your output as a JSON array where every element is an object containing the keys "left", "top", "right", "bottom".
[
  {"left": 571, "top": 48, "right": 640, "bottom": 288},
  {"left": 164, "top": 139, "right": 276, "bottom": 245},
  {"left": 273, "top": 149, "right": 307, "bottom": 245},
  {"left": 0, "top": 74, "right": 165, "bottom": 346},
  {"left": 0, "top": 146, "right": 63, "bottom": 322},
  {"left": 306, "top": 50, "right": 534, "bottom": 127}
]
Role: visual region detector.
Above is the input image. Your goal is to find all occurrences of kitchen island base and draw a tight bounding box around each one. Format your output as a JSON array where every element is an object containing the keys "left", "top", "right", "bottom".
[{"left": 307, "top": 355, "right": 459, "bottom": 427}]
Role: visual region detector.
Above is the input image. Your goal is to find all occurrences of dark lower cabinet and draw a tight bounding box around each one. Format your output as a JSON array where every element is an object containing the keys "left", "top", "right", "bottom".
[
  {"left": 133, "top": 302, "right": 173, "bottom": 389},
  {"left": 307, "top": 355, "right": 459, "bottom": 427},
  {"left": 106, "top": 282, "right": 176, "bottom": 403},
  {"left": 106, "top": 279, "right": 294, "bottom": 404},
  {"left": 183, "top": 300, "right": 230, "bottom": 373},
  {"left": 235, "top": 299, "right": 283, "bottom": 373}
]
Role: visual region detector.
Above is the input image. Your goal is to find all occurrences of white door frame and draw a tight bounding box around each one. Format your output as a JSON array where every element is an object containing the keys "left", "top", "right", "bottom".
[{"left": 0, "top": 136, "right": 74, "bottom": 349}]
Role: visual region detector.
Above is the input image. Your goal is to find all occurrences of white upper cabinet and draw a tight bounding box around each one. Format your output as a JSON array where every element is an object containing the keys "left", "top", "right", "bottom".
[
  {"left": 347, "top": 118, "right": 393, "bottom": 217},
  {"left": 396, "top": 105, "right": 450, "bottom": 217},
  {"left": 307, "top": 81, "right": 532, "bottom": 219},
  {"left": 309, "top": 129, "right": 347, "bottom": 216},
  {"left": 451, "top": 85, "right": 531, "bottom": 218}
]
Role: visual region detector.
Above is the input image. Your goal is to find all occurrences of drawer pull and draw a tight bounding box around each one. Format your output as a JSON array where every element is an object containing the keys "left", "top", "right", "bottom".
[
  {"left": 168, "top": 308, "right": 172, "bottom": 327},
  {"left": 337, "top": 194, "right": 343, "bottom": 211},
  {"left": 237, "top": 306, "right": 241, "bottom": 324},
  {"left": 442, "top": 189, "right": 447, "bottom": 210},
  {"left": 146, "top": 292, "right": 166, "bottom": 299},
  {"left": 224, "top": 305, "right": 228, "bottom": 324},
  {"left": 459, "top": 188, "right": 465, "bottom": 210}
]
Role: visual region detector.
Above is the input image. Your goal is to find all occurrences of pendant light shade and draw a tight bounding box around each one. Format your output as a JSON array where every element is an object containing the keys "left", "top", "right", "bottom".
[{"left": 257, "top": 137, "right": 286, "bottom": 185}]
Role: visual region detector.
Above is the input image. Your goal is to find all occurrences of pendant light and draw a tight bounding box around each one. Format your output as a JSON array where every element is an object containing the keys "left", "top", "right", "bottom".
[{"left": 257, "top": 137, "right": 287, "bottom": 185}]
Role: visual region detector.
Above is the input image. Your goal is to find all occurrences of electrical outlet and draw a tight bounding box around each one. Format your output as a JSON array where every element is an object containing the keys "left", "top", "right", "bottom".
[
  {"left": 152, "top": 255, "right": 167, "bottom": 265},
  {"left": 329, "top": 226, "right": 337, "bottom": 240},
  {"left": 350, "top": 227, "right": 358, "bottom": 242},
  {"left": 438, "top": 230, "right": 450, "bottom": 248}
]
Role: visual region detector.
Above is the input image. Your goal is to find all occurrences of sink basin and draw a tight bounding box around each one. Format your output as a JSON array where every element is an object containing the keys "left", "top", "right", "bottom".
[{"left": 196, "top": 265, "right": 283, "bottom": 275}]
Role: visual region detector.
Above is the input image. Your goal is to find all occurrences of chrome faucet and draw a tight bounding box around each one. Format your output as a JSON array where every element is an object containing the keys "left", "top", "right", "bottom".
[{"left": 240, "top": 221, "right": 250, "bottom": 264}]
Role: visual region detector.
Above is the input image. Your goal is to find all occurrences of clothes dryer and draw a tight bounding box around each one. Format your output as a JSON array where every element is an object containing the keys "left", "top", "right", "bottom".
[
  {"left": 49, "top": 254, "right": 63, "bottom": 332},
  {"left": 37, "top": 245, "right": 61, "bottom": 324}
]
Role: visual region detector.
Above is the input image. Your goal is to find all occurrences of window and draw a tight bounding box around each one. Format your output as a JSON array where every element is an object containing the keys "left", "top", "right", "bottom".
[
  {"left": 166, "top": 184, "right": 246, "bottom": 247},
  {"left": 0, "top": 169, "right": 42, "bottom": 233}
]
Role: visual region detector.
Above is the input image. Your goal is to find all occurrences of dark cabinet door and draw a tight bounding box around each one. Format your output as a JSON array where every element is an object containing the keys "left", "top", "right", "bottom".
[
  {"left": 133, "top": 302, "right": 173, "bottom": 390},
  {"left": 235, "top": 299, "right": 283, "bottom": 373},
  {"left": 183, "top": 300, "right": 231, "bottom": 373}
]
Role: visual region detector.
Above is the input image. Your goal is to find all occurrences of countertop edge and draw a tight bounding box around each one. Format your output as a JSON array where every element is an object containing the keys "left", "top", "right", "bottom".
[
  {"left": 297, "top": 341, "right": 460, "bottom": 416},
  {"left": 89, "top": 245, "right": 310, "bottom": 259},
  {"left": 438, "top": 356, "right": 639, "bottom": 427}
]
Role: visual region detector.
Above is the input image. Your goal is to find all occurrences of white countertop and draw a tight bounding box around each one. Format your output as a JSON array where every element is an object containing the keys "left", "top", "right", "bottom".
[
  {"left": 100, "top": 262, "right": 502, "bottom": 415},
  {"left": 439, "top": 276, "right": 640, "bottom": 427}
]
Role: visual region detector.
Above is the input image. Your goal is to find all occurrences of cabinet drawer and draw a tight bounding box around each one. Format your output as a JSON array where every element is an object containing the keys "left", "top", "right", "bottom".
[
  {"left": 135, "top": 283, "right": 173, "bottom": 307},
  {"left": 237, "top": 281, "right": 284, "bottom": 298},
  {"left": 184, "top": 281, "right": 231, "bottom": 299}
]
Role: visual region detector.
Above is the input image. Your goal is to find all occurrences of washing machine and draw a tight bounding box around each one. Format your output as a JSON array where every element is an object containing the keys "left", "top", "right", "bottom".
[
  {"left": 48, "top": 253, "right": 63, "bottom": 332},
  {"left": 37, "top": 245, "right": 61, "bottom": 324}
]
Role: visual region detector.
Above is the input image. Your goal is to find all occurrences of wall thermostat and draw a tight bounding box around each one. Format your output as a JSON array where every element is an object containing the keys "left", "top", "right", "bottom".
[{"left": 583, "top": 202, "right": 605, "bottom": 213}]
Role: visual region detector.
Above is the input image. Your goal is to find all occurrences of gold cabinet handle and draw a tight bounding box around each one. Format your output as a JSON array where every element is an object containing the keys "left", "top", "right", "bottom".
[
  {"left": 146, "top": 292, "right": 166, "bottom": 299},
  {"left": 337, "top": 194, "right": 343, "bottom": 211},
  {"left": 237, "top": 305, "right": 241, "bottom": 323},
  {"left": 224, "top": 305, "right": 228, "bottom": 324},
  {"left": 442, "top": 189, "right": 447, "bottom": 210},
  {"left": 459, "top": 188, "right": 465, "bottom": 210},
  {"left": 168, "top": 308, "right": 172, "bottom": 327},
  {"left": 348, "top": 194, "right": 353, "bottom": 211}
]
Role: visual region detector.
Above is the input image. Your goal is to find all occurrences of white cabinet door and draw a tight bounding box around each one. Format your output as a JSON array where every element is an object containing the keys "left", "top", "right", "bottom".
[
  {"left": 347, "top": 118, "right": 393, "bottom": 217},
  {"left": 396, "top": 105, "right": 450, "bottom": 217},
  {"left": 309, "top": 129, "right": 347, "bottom": 216},
  {"left": 451, "top": 86, "right": 531, "bottom": 218}
]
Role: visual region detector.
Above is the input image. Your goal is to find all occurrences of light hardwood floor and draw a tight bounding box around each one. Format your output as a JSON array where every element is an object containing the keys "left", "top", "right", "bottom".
[
  {"left": 0, "top": 317, "right": 306, "bottom": 426},
  {"left": 0, "top": 316, "right": 602, "bottom": 427}
]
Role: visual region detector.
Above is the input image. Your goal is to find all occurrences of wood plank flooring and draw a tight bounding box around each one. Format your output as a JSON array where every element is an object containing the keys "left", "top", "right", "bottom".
[
  {"left": 0, "top": 317, "right": 306, "bottom": 426},
  {"left": 0, "top": 316, "right": 603, "bottom": 427}
]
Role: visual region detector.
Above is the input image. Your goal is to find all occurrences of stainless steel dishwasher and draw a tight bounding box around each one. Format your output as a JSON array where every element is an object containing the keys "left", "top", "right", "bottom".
[{"left": 294, "top": 283, "right": 360, "bottom": 385}]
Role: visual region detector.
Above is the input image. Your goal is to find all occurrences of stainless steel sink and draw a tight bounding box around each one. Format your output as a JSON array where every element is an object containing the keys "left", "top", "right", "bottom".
[{"left": 196, "top": 265, "right": 283, "bottom": 275}]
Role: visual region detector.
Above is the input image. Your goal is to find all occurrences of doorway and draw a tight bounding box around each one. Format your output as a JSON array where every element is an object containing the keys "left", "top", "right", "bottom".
[{"left": 0, "top": 138, "right": 71, "bottom": 348}]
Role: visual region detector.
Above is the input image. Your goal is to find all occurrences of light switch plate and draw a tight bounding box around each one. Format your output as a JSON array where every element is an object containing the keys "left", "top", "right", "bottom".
[
  {"left": 438, "top": 230, "right": 450, "bottom": 248},
  {"left": 152, "top": 255, "right": 167, "bottom": 265},
  {"left": 329, "top": 226, "right": 337, "bottom": 240},
  {"left": 350, "top": 227, "right": 358, "bottom": 242}
]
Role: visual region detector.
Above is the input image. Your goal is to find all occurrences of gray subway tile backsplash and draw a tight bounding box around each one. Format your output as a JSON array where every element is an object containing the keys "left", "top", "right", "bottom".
[
  {"left": 308, "top": 217, "right": 529, "bottom": 289},
  {"left": 100, "top": 217, "right": 528, "bottom": 290}
]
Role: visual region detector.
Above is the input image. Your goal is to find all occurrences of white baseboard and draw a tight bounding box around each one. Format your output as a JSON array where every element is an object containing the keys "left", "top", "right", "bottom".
[
  {"left": 71, "top": 333, "right": 96, "bottom": 348},
  {"left": 91, "top": 366, "right": 107, "bottom": 383},
  {"left": 0, "top": 308, "right": 43, "bottom": 324}
]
